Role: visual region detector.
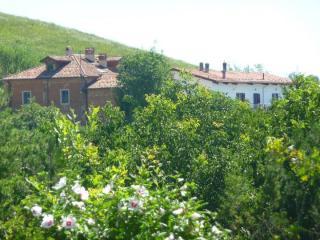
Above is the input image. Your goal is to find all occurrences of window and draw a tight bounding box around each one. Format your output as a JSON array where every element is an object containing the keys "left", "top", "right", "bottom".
[
  {"left": 22, "top": 91, "right": 31, "bottom": 104},
  {"left": 253, "top": 93, "right": 261, "bottom": 105},
  {"left": 60, "top": 89, "right": 70, "bottom": 105},
  {"left": 272, "top": 93, "right": 279, "bottom": 100},
  {"left": 47, "top": 63, "right": 56, "bottom": 72},
  {"left": 236, "top": 93, "right": 245, "bottom": 101}
]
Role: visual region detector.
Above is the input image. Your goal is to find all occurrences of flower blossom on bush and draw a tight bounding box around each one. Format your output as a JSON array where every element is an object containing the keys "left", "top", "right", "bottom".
[
  {"left": 80, "top": 188, "right": 89, "bottom": 201},
  {"left": 71, "top": 201, "right": 85, "bottom": 210},
  {"left": 166, "top": 233, "right": 175, "bottom": 240},
  {"left": 72, "top": 181, "right": 89, "bottom": 201},
  {"left": 191, "top": 212, "right": 202, "bottom": 220},
  {"left": 159, "top": 207, "right": 165, "bottom": 215},
  {"left": 62, "top": 215, "right": 76, "bottom": 229},
  {"left": 173, "top": 208, "right": 184, "bottom": 215},
  {"left": 102, "top": 184, "right": 112, "bottom": 195},
  {"left": 87, "top": 218, "right": 95, "bottom": 225},
  {"left": 128, "top": 198, "right": 142, "bottom": 211},
  {"left": 52, "top": 177, "right": 67, "bottom": 190},
  {"left": 211, "top": 225, "right": 222, "bottom": 235},
  {"left": 132, "top": 185, "right": 149, "bottom": 197},
  {"left": 180, "top": 184, "right": 187, "bottom": 197},
  {"left": 40, "top": 214, "right": 54, "bottom": 228},
  {"left": 31, "top": 205, "right": 42, "bottom": 217},
  {"left": 72, "top": 181, "right": 82, "bottom": 194}
]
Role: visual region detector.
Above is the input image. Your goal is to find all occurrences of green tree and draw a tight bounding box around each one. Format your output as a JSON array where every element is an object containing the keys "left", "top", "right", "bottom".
[
  {"left": 0, "top": 84, "right": 9, "bottom": 109},
  {"left": 118, "top": 50, "right": 171, "bottom": 117},
  {"left": 0, "top": 103, "right": 63, "bottom": 235}
]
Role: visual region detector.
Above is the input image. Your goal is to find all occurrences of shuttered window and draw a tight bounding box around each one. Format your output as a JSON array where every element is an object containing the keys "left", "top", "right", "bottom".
[
  {"left": 253, "top": 93, "right": 260, "bottom": 105},
  {"left": 236, "top": 93, "right": 245, "bottom": 101}
]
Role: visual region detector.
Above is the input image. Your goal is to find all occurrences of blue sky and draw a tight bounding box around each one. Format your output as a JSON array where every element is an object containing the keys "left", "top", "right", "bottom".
[{"left": 0, "top": 0, "right": 319, "bottom": 77}]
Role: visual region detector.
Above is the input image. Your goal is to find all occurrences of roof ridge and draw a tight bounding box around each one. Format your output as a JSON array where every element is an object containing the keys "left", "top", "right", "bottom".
[
  {"left": 72, "top": 55, "right": 86, "bottom": 77},
  {"left": 173, "top": 67, "right": 291, "bottom": 84}
]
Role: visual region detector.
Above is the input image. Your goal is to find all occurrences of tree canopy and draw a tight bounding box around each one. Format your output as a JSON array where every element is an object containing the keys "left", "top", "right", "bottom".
[{"left": 118, "top": 50, "right": 171, "bottom": 116}]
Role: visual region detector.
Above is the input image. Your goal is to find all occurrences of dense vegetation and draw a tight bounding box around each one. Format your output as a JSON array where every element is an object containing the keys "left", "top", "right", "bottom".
[
  {"left": 0, "top": 50, "right": 320, "bottom": 239},
  {"left": 0, "top": 12, "right": 192, "bottom": 79}
]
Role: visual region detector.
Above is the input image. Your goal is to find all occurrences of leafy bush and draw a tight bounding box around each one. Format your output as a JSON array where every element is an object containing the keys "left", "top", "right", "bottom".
[{"left": 1, "top": 111, "right": 229, "bottom": 239}]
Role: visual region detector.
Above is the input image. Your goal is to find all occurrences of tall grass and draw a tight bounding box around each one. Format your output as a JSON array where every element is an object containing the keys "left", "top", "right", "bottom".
[{"left": 0, "top": 12, "right": 192, "bottom": 78}]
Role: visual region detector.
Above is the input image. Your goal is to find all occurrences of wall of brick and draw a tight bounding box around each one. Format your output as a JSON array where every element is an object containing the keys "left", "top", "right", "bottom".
[
  {"left": 7, "top": 79, "right": 46, "bottom": 108},
  {"left": 5, "top": 77, "right": 117, "bottom": 118},
  {"left": 6, "top": 77, "right": 88, "bottom": 117},
  {"left": 46, "top": 77, "right": 86, "bottom": 116},
  {"left": 87, "top": 88, "right": 118, "bottom": 107}
]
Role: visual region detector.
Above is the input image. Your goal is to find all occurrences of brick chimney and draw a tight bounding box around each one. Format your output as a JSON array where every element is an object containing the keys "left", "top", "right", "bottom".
[
  {"left": 65, "top": 46, "right": 73, "bottom": 56},
  {"left": 98, "top": 53, "right": 107, "bottom": 68},
  {"left": 199, "top": 62, "right": 204, "bottom": 71},
  {"left": 204, "top": 63, "right": 210, "bottom": 72},
  {"left": 222, "top": 62, "right": 227, "bottom": 79},
  {"left": 85, "top": 48, "right": 95, "bottom": 62}
]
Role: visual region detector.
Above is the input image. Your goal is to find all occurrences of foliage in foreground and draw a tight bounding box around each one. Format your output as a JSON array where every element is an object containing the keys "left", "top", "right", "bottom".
[
  {"left": 0, "top": 73, "right": 319, "bottom": 239},
  {"left": 1, "top": 109, "right": 228, "bottom": 239}
]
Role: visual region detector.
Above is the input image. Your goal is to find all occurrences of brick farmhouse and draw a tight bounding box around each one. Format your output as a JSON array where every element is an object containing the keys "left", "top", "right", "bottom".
[
  {"left": 3, "top": 47, "right": 292, "bottom": 114},
  {"left": 3, "top": 47, "right": 120, "bottom": 118}
]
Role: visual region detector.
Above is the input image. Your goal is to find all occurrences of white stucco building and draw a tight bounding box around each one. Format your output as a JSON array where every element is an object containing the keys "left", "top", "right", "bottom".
[{"left": 172, "top": 63, "right": 291, "bottom": 107}]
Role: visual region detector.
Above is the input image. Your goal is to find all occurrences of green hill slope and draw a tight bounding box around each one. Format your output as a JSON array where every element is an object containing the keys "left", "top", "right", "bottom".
[{"left": 0, "top": 12, "right": 192, "bottom": 78}]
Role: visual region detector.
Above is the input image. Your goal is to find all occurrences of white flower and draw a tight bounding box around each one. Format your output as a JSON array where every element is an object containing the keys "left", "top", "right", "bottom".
[
  {"left": 191, "top": 212, "right": 202, "bottom": 220},
  {"left": 211, "top": 225, "right": 222, "bottom": 235},
  {"left": 40, "top": 214, "right": 54, "bottom": 228},
  {"left": 128, "top": 198, "right": 142, "bottom": 211},
  {"left": 87, "top": 218, "right": 95, "bottom": 225},
  {"left": 52, "top": 177, "right": 67, "bottom": 190},
  {"left": 31, "top": 205, "right": 42, "bottom": 217},
  {"left": 102, "top": 184, "right": 112, "bottom": 194},
  {"left": 132, "top": 185, "right": 149, "bottom": 197},
  {"left": 62, "top": 215, "right": 76, "bottom": 229},
  {"left": 173, "top": 208, "right": 184, "bottom": 215},
  {"left": 80, "top": 188, "right": 89, "bottom": 201},
  {"left": 72, "top": 182, "right": 89, "bottom": 201},
  {"left": 72, "top": 181, "right": 82, "bottom": 194},
  {"left": 180, "top": 184, "right": 187, "bottom": 191},
  {"left": 165, "top": 233, "right": 175, "bottom": 240},
  {"left": 180, "top": 184, "right": 187, "bottom": 196},
  {"left": 159, "top": 207, "right": 165, "bottom": 215},
  {"left": 71, "top": 201, "right": 85, "bottom": 210}
]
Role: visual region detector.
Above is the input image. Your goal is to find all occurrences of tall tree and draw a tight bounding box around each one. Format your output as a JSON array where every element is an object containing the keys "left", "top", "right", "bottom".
[{"left": 118, "top": 50, "right": 171, "bottom": 116}]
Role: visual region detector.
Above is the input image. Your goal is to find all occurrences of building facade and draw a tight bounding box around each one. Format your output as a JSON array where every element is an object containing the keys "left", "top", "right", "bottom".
[
  {"left": 3, "top": 47, "right": 120, "bottom": 118},
  {"left": 172, "top": 62, "right": 291, "bottom": 107}
]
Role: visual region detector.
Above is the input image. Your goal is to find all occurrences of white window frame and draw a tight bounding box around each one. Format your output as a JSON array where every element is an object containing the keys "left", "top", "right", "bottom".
[
  {"left": 21, "top": 91, "right": 32, "bottom": 104},
  {"left": 60, "top": 89, "right": 70, "bottom": 105}
]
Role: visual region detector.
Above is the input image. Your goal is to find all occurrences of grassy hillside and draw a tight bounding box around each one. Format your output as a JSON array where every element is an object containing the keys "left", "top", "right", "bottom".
[{"left": 0, "top": 12, "right": 192, "bottom": 78}]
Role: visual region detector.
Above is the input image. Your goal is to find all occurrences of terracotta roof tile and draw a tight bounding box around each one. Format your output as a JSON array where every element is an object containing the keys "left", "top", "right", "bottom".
[
  {"left": 88, "top": 71, "right": 119, "bottom": 89},
  {"left": 4, "top": 55, "right": 100, "bottom": 80},
  {"left": 173, "top": 68, "right": 291, "bottom": 85}
]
